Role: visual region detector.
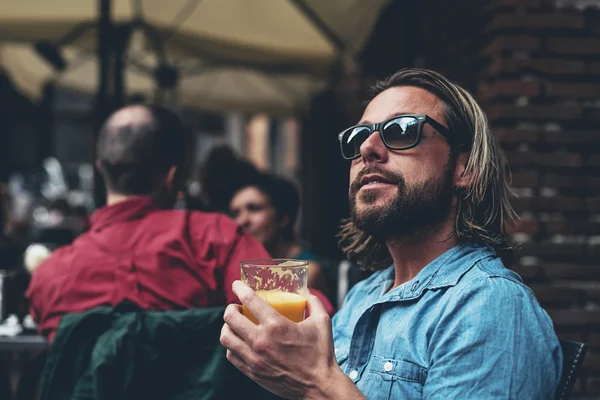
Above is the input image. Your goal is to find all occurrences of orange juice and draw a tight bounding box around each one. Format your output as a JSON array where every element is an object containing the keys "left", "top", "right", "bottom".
[{"left": 242, "top": 290, "right": 307, "bottom": 324}]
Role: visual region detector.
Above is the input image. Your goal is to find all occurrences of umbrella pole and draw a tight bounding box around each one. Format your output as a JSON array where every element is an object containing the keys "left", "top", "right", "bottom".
[{"left": 93, "top": 0, "right": 112, "bottom": 209}]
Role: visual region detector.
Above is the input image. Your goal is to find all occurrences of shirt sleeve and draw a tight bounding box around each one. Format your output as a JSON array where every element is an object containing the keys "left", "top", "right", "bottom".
[{"left": 423, "top": 276, "right": 563, "bottom": 399}]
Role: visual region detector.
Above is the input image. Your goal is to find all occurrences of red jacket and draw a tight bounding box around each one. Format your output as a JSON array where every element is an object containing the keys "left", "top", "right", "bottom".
[{"left": 27, "top": 197, "right": 270, "bottom": 341}]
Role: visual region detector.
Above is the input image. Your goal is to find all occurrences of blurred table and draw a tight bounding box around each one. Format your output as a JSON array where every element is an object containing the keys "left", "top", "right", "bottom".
[{"left": 0, "top": 335, "right": 48, "bottom": 352}]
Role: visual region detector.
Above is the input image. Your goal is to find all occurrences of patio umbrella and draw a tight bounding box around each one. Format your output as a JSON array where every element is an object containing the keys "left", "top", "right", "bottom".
[{"left": 0, "top": 0, "right": 389, "bottom": 115}]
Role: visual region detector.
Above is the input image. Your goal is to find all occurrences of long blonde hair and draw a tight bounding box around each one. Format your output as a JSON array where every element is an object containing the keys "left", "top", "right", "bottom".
[{"left": 338, "top": 68, "right": 518, "bottom": 269}]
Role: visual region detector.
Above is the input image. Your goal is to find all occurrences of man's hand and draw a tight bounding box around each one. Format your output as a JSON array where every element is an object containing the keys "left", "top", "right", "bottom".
[{"left": 220, "top": 281, "right": 339, "bottom": 400}]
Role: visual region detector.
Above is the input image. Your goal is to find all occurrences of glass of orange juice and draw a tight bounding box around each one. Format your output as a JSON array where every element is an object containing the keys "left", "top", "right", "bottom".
[{"left": 240, "top": 259, "right": 309, "bottom": 324}]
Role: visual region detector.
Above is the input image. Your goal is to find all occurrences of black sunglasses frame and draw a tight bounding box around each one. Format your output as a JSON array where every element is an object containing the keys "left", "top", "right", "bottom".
[{"left": 337, "top": 114, "right": 460, "bottom": 160}]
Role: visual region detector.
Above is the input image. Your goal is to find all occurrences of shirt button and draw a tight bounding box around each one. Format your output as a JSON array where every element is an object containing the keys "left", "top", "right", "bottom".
[
  {"left": 383, "top": 361, "right": 393, "bottom": 372},
  {"left": 349, "top": 370, "right": 358, "bottom": 380},
  {"left": 334, "top": 347, "right": 339, "bottom": 355}
]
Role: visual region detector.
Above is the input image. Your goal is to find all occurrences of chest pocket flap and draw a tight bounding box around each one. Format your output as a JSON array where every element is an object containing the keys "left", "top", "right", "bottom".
[{"left": 369, "top": 355, "right": 427, "bottom": 384}]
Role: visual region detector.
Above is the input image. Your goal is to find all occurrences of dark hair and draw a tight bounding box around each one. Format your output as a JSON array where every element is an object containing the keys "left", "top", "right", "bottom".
[
  {"left": 96, "top": 105, "right": 188, "bottom": 195},
  {"left": 246, "top": 174, "right": 300, "bottom": 242},
  {"left": 200, "top": 145, "right": 261, "bottom": 213},
  {"left": 338, "top": 68, "right": 517, "bottom": 269}
]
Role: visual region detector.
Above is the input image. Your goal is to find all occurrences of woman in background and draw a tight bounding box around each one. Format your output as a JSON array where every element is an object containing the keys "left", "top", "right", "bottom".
[{"left": 229, "top": 173, "right": 331, "bottom": 299}]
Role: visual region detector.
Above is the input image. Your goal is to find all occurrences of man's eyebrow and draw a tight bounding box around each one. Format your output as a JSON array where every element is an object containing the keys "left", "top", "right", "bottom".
[{"left": 358, "top": 111, "right": 409, "bottom": 125}]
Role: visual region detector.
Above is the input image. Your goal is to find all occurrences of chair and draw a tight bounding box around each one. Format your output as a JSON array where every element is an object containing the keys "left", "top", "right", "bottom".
[
  {"left": 556, "top": 339, "right": 587, "bottom": 400},
  {"left": 41, "top": 305, "right": 282, "bottom": 400}
]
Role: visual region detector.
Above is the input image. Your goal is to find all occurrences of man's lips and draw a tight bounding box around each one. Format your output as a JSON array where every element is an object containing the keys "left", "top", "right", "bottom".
[{"left": 360, "top": 174, "right": 394, "bottom": 188}]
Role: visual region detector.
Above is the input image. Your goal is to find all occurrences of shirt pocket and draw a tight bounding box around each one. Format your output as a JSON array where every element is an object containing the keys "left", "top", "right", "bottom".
[{"left": 363, "top": 355, "right": 427, "bottom": 400}]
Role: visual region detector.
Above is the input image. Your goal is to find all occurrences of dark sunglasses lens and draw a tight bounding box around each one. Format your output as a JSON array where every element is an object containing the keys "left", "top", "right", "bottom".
[
  {"left": 382, "top": 117, "right": 419, "bottom": 149},
  {"left": 340, "top": 126, "right": 371, "bottom": 158}
]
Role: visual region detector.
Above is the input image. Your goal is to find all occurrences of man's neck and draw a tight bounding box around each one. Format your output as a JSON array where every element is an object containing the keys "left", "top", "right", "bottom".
[
  {"left": 106, "top": 192, "right": 146, "bottom": 206},
  {"left": 386, "top": 219, "right": 457, "bottom": 290}
]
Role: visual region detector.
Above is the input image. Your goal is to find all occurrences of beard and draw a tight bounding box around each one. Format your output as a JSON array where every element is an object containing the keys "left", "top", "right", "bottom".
[{"left": 349, "top": 160, "right": 455, "bottom": 244}]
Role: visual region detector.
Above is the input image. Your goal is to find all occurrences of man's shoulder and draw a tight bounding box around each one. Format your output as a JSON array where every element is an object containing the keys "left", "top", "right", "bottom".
[
  {"left": 460, "top": 255, "right": 526, "bottom": 289},
  {"left": 30, "top": 243, "right": 75, "bottom": 279},
  {"left": 447, "top": 255, "right": 538, "bottom": 307}
]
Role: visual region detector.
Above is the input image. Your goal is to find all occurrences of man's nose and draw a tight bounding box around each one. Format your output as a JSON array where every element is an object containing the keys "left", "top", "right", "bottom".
[{"left": 360, "top": 130, "right": 388, "bottom": 164}]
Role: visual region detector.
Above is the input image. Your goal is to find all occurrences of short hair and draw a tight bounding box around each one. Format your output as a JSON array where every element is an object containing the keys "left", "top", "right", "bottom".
[
  {"left": 338, "top": 68, "right": 518, "bottom": 268},
  {"left": 244, "top": 174, "right": 300, "bottom": 242},
  {"left": 96, "top": 105, "right": 188, "bottom": 195}
]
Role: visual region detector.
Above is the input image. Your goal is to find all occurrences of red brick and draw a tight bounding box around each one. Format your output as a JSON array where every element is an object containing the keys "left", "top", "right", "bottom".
[
  {"left": 548, "top": 37, "right": 600, "bottom": 55},
  {"left": 545, "top": 218, "right": 600, "bottom": 235},
  {"left": 505, "top": 151, "right": 583, "bottom": 168},
  {"left": 589, "top": 61, "right": 600, "bottom": 75},
  {"left": 589, "top": 155, "right": 600, "bottom": 167},
  {"left": 511, "top": 196, "right": 534, "bottom": 212},
  {"left": 542, "top": 173, "right": 600, "bottom": 189},
  {"left": 589, "top": 242, "right": 600, "bottom": 257},
  {"left": 512, "top": 265, "right": 543, "bottom": 280},
  {"left": 479, "top": 80, "right": 541, "bottom": 100},
  {"left": 535, "top": 196, "right": 584, "bottom": 212},
  {"left": 530, "top": 12, "right": 585, "bottom": 29},
  {"left": 546, "top": 83, "right": 600, "bottom": 97},
  {"left": 548, "top": 310, "right": 600, "bottom": 328},
  {"left": 482, "top": 36, "right": 542, "bottom": 56},
  {"left": 506, "top": 151, "right": 535, "bottom": 166},
  {"left": 529, "top": 285, "right": 582, "bottom": 306},
  {"left": 584, "top": 177, "right": 600, "bottom": 189},
  {"left": 483, "top": 0, "right": 542, "bottom": 13},
  {"left": 588, "top": 376, "right": 600, "bottom": 394},
  {"left": 486, "top": 12, "right": 584, "bottom": 31},
  {"left": 486, "top": 105, "right": 583, "bottom": 121},
  {"left": 584, "top": 288, "right": 600, "bottom": 303},
  {"left": 534, "top": 240, "right": 585, "bottom": 255},
  {"left": 542, "top": 130, "right": 600, "bottom": 144},
  {"left": 494, "top": 128, "right": 540, "bottom": 143},
  {"left": 542, "top": 265, "right": 600, "bottom": 280},
  {"left": 541, "top": 173, "right": 576, "bottom": 188},
  {"left": 584, "top": 354, "right": 600, "bottom": 372},
  {"left": 589, "top": 108, "right": 600, "bottom": 121},
  {"left": 535, "top": 151, "right": 583, "bottom": 168},
  {"left": 507, "top": 216, "right": 539, "bottom": 234},
  {"left": 559, "top": 332, "right": 586, "bottom": 343},
  {"left": 587, "top": 197, "right": 600, "bottom": 212},
  {"left": 589, "top": 333, "right": 600, "bottom": 349},
  {"left": 484, "top": 58, "right": 586, "bottom": 76},
  {"left": 511, "top": 170, "right": 539, "bottom": 187}
]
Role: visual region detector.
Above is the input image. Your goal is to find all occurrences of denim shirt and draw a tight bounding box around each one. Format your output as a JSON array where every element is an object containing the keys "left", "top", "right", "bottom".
[{"left": 332, "top": 243, "right": 562, "bottom": 399}]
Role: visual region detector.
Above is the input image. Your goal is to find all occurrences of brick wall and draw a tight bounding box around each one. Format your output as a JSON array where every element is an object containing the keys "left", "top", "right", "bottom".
[
  {"left": 412, "top": 0, "right": 600, "bottom": 397},
  {"left": 482, "top": 5, "right": 600, "bottom": 399}
]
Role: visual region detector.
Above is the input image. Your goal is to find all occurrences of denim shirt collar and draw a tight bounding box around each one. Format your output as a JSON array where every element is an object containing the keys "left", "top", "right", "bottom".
[{"left": 371, "top": 243, "right": 496, "bottom": 303}]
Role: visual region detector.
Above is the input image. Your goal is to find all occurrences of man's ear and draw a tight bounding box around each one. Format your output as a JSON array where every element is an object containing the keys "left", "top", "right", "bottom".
[
  {"left": 165, "top": 166, "right": 178, "bottom": 189},
  {"left": 454, "top": 152, "right": 474, "bottom": 190}
]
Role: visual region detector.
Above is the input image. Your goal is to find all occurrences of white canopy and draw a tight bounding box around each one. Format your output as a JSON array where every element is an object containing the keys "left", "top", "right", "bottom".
[{"left": 0, "top": 0, "right": 389, "bottom": 115}]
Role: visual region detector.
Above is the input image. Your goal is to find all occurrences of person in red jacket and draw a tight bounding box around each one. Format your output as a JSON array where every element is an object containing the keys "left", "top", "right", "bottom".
[{"left": 26, "top": 105, "right": 270, "bottom": 342}]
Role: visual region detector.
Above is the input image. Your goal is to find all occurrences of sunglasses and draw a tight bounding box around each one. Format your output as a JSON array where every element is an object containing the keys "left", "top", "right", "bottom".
[{"left": 337, "top": 114, "right": 467, "bottom": 160}]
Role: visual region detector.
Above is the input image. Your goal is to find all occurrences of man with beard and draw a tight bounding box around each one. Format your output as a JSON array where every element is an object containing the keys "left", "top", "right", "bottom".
[
  {"left": 220, "top": 68, "right": 562, "bottom": 399},
  {"left": 27, "top": 105, "right": 270, "bottom": 342}
]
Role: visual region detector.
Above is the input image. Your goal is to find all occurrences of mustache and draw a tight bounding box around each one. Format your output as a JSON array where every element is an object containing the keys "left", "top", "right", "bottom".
[{"left": 349, "top": 166, "right": 405, "bottom": 194}]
